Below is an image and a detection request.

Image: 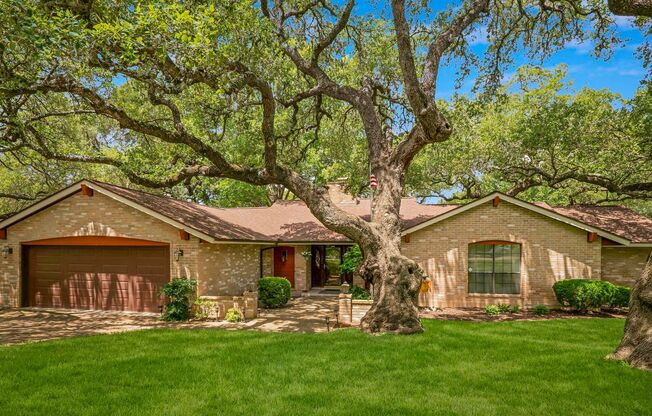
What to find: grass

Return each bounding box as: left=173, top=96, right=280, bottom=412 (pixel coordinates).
left=1, top=319, right=650, bottom=416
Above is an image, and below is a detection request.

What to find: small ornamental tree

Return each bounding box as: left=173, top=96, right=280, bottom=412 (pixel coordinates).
left=0, top=0, right=630, bottom=334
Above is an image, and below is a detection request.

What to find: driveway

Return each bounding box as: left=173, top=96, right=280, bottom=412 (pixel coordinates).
left=0, top=297, right=339, bottom=345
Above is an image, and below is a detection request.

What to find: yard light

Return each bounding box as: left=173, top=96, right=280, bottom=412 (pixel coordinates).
left=1, top=246, right=12, bottom=258
left=174, top=248, right=184, bottom=262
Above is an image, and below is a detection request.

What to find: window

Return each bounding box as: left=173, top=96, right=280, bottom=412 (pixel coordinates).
left=468, top=242, right=521, bottom=294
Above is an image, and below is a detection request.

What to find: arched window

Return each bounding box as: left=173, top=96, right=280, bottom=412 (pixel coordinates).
left=468, top=241, right=521, bottom=294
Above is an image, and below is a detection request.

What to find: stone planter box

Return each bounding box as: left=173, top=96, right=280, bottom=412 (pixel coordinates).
left=338, top=295, right=373, bottom=326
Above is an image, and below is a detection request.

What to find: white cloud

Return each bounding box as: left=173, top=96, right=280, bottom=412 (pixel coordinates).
left=613, top=16, right=636, bottom=30
left=618, top=68, right=645, bottom=77
left=593, top=65, right=645, bottom=77
left=565, top=39, right=593, bottom=55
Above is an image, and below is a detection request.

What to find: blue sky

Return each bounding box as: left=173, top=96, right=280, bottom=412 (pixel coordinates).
left=352, top=2, right=647, bottom=100
left=435, top=16, right=647, bottom=100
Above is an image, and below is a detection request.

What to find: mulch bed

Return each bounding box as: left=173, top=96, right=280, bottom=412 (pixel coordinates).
left=419, top=308, right=628, bottom=322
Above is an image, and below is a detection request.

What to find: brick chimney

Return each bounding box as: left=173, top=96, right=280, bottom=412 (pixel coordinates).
left=326, top=180, right=355, bottom=203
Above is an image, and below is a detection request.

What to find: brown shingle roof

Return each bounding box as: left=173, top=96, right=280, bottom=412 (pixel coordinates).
left=89, top=181, right=652, bottom=244
left=91, top=180, right=456, bottom=243
left=551, top=205, right=652, bottom=244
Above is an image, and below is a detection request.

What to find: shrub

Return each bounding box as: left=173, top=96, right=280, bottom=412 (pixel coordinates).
left=225, top=308, right=242, bottom=323
left=510, top=305, right=520, bottom=313
left=159, top=278, right=197, bottom=321
left=258, top=277, right=291, bottom=308
left=349, top=284, right=371, bottom=300
left=485, top=304, right=500, bottom=316
left=340, top=245, right=363, bottom=275
left=533, top=305, right=550, bottom=315
left=610, top=285, right=631, bottom=308
left=193, top=298, right=217, bottom=320
left=497, top=303, right=511, bottom=313
left=552, top=279, right=616, bottom=311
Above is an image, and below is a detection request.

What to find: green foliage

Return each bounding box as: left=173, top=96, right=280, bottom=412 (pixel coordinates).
left=552, top=279, right=617, bottom=311
left=258, top=277, right=291, bottom=308
left=225, top=308, right=242, bottom=323
left=497, top=303, right=512, bottom=313
left=340, top=246, right=363, bottom=275
left=1, top=0, right=640, bottom=225
left=484, top=304, right=500, bottom=316
left=487, top=303, right=519, bottom=315
left=159, top=278, right=197, bottom=321
left=408, top=66, right=652, bottom=212
left=193, top=298, right=217, bottom=320
left=533, top=305, right=550, bottom=315
left=349, top=285, right=371, bottom=300
left=610, top=286, right=632, bottom=308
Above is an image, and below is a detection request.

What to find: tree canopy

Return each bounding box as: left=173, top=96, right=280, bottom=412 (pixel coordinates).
left=408, top=65, right=652, bottom=212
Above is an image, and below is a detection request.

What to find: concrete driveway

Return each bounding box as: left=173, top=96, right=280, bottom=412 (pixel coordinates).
left=0, top=297, right=340, bottom=345
left=0, top=308, right=167, bottom=345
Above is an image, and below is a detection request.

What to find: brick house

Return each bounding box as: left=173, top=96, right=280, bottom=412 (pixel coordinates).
left=0, top=180, right=650, bottom=312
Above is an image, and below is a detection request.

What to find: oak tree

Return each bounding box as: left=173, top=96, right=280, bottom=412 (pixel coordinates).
left=0, top=0, right=625, bottom=333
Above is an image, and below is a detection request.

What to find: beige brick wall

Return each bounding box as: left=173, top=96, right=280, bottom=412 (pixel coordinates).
left=293, top=245, right=310, bottom=291
left=0, top=192, right=199, bottom=307
left=197, top=243, right=261, bottom=296
left=601, top=247, right=651, bottom=287
left=402, top=200, right=602, bottom=308
left=261, top=248, right=273, bottom=276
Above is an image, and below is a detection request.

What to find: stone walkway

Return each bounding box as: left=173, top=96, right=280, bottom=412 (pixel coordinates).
left=0, top=297, right=339, bottom=345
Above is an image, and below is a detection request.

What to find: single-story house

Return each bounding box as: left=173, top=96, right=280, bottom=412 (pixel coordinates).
left=0, top=179, right=651, bottom=312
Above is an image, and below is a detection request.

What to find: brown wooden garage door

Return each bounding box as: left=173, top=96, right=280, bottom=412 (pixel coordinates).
left=26, top=246, right=170, bottom=312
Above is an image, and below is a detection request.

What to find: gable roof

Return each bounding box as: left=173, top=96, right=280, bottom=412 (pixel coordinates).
left=401, top=192, right=652, bottom=247
left=1, top=181, right=651, bottom=246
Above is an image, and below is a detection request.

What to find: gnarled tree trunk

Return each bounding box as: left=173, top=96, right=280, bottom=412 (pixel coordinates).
left=356, top=168, right=426, bottom=334
left=610, top=254, right=652, bottom=371
left=359, top=245, right=425, bottom=334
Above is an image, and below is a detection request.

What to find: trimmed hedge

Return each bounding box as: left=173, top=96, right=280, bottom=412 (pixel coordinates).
left=611, top=285, right=632, bottom=308
left=552, top=279, right=617, bottom=311
left=259, top=277, right=291, bottom=308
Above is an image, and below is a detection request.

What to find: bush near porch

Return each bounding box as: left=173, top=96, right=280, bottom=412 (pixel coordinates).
left=258, top=276, right=291, bottom=308
left=1, top=319, right=649, bottom=415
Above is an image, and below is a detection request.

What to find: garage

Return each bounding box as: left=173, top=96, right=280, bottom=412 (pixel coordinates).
left=24, top=242, right=170, bottom=313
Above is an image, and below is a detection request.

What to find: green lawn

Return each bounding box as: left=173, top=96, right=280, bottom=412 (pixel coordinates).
left=1, top=319, right=650, bottom=416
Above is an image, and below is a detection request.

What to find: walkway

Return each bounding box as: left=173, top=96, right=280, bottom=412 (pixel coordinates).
left=0, top=297, right=339, bottom=345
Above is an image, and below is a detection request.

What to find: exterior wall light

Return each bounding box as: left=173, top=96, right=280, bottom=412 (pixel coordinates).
left=174, top=248, right=184, bottom=262
left=1, top=246, right=13, bottom=258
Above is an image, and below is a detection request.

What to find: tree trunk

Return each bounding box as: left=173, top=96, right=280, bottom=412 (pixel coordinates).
left=356, top=166, right=425, bottom=334
left=610, top=255, right=652, bottom=371
left=359, top=244, right=425, bottom=334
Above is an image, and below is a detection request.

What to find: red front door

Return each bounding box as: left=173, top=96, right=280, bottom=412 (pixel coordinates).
left=273, top=246, right=295, bottom=288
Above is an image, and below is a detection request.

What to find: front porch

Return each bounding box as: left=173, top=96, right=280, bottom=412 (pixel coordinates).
left=259, top=244, right=355, bottom=294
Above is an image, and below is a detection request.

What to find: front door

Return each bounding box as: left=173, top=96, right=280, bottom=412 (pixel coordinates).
left=273, top=246, right=295, bottom=288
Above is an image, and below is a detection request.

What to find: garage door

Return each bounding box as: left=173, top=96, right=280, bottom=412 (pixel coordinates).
left=26, top=246, right=170, bottom=312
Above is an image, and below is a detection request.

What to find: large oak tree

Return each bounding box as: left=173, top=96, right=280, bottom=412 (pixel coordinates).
left=0, top=0, right=634, bottom=334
